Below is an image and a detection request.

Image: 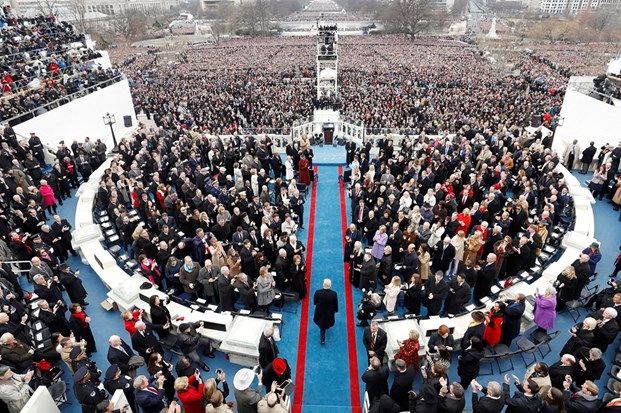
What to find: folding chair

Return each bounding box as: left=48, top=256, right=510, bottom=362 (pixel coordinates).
left=516, top=337, right=537, bottom=367
left=479, top=348, right=495, bottom=375
left=493, top=344, right=515, bottom=373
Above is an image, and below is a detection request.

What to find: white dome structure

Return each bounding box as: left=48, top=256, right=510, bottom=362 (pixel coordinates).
left=319, top=67, right=337, bottom=80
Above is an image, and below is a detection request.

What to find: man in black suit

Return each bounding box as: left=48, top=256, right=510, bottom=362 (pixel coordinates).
left=503, top=374, right=542, bottom=413
left=133, top=374, right=169, bottom=413
left=361, top=356, right=389, bottom=405
left=471, top=379, right=504, bottom=413
left=389, top=358, right=415, bottom=411
left=549, top=354, right=577, bottom=389
left=107, top=335, right=144, bottom=377
left=573, top=254, right=593, bottom=300
left=363, top=321, right=387, bottom=361
left=432, top=237, right=456, bottom=274
left=177, top=322, right=212, bottom=371
left=359, top=253, right=377, bottom=290
left=313, top=279, right=338, bottom=345
left=444, top=273, right=471, bottom=315
left=130, top=321, right=163, bottom=359
left=258, top=326, right=279, bottom=368
left=400, top=244, right=419, bottom=279
left=474, top=254, right=498, bottom=304
left=345, top=140, right=356, bottom=166
left=353, top=199, right=369, bottom=229
left=424, top=271, right=449, bottom=316
left=562, top=377, right=602, bottom=413
left=438, top=378, right=466, bottom=413
left=591, top=307, right=620, bottom=352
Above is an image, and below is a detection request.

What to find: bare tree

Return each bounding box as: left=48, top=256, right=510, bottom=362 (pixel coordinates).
left=67, top=0, right=87, bottom=34
left=36, top=0, right=62, bottom=15
left=111, top=8, right=149, bottom=39
left=380, top=0, right=435, bottom=37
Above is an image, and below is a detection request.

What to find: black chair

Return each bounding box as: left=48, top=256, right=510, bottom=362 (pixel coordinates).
left=530, top=330, right=558, bottom=358
left=479, top=348, right=495, bottom=375
left=493, top=344, right=515, bottom=373
left=516, top=337, right=537, bottom=367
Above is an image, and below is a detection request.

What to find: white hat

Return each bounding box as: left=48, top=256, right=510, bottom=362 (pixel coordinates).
left=233, top=368, right=255, bottom=391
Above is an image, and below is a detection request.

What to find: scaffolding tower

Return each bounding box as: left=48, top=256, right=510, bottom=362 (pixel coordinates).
left=316, top=24, right=338, bottom=100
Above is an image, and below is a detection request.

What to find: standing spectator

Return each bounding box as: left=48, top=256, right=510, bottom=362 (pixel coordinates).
left=534, top=286, right=558, bottom=333
left=581, top=242, right=602, bottom=276
left=470, top=379, right=504, bottom=413
left=555, top=266, right=578, bottom=311
left=424, top=271, right=448, bottom=316
left=313, top=278, right=338, bottom=345
left=175, top=372, right=205, bottom=413
left=438, top=378, right=465, bottom=413
left=361, top=356, right=389, bottom=405
left=382, top=276, right=401, bottom=315
left=390, top=353, right=418, bottom=410
left=562, top=378, right=602, bottom=413
left=134, top=374, right=167, bottom=413
left=258, top=326, right=279, bottom=368
left=363, top=321, right=388, bottom=362
left=148, top=295, right=171, bottom=339
left=394, top=329, right=421, bottom=369
left=559, top=317, right=596, bottom=357
left=502, top=374, right=542, bottom=413
left=500, top=294, right=526, bottom=346
left=579, top=142, right=597, bottom=174
left=372, top=226, right=388, bottom=261
left=256, top=266, right=276, bottom=313
left=483, top=301, right=505, bottom=347
left=444, top=273, right=471, bottom=315
left=591, top=307, right=620, bottom=352
left=38, top=179, right=57, bottom=214
left=233, top=368, right=262, bottom=413
left=458, top=336, right=484, bottom=388
left=69, top=303, right=97, bottom=355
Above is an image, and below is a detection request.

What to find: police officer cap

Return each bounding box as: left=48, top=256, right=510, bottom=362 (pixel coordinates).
left=73, top=366, right=89, bottom=382
left=69, top=346, right=83, bottom=360
left=105, top=364, right=120, bottom=380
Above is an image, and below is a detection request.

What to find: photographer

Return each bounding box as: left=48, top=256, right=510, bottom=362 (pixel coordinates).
left=177, top=322, right=213, bottom=372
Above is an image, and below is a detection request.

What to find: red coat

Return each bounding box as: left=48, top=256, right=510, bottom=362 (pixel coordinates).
left=178, top=375, right=205, bottom=413
left=482, top=310, right=503, bottom=347
left=394, top=338, right=420, bottom=369
left=298, top=159, right=310, bottom=185
left=123, top=309, right=141, bottom=335
left=456, top=213, right=471, bottom=235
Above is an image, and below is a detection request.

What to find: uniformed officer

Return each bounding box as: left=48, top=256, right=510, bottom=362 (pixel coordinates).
left=103, top=364, right=137, bottom=412
left=73, top=366, right=108, bottom=413
left=70, top=346, right=101, bottom=382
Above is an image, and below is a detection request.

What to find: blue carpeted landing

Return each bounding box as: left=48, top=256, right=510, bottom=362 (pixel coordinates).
left=51, top=164, right=621, bottom=413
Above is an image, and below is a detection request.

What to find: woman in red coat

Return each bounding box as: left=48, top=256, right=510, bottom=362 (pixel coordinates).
left=482, top=301, right=506, bottom=347
left=175, top=373, right=205, bottom=413
left=394, top=329, right=421, bottom=369
left=298, top=154, right=310, bottom=186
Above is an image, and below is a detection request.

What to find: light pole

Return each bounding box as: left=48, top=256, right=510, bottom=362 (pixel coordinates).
left=102, top=112, right=118, bottom=150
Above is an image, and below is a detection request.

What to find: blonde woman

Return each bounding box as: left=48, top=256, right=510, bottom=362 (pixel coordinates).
left=464, top=230, right=484, bottom=264
left=555, top=265, right=578, bottom=311
left=418, top=244, right=431, bottom=280
left=559, top=317, right=597, bottom=356
left=448, top=230, right=466, bottom=277
left=383, top=276, right=402, bottom=315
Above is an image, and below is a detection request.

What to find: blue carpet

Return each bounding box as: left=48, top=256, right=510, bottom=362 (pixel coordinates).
left=301, top=166, right=353, bottom=413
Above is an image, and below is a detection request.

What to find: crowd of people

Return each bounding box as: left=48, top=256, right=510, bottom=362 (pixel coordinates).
left=334, top=123, right=621, bottom=412
left=115, top=35, right=574, bottom=137
left=0, top=7, right=122, bottom=125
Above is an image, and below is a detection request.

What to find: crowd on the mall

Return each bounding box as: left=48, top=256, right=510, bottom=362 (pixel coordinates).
left=115, top=35, right=573, bottom=138
left=340, top=128, right=621, bottom=413
left=0, top=7, right=122, bottom=126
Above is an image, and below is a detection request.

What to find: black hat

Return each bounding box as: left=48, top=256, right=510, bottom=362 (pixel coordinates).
left=179, top=322, right=190, bottom=332
left=105, top=364, right=120, bottom=380
left=59, top=263, right=69, bottom=271
left=69, top=346, right=82, bottom=360
left=73, top=366, right=89, bottom=382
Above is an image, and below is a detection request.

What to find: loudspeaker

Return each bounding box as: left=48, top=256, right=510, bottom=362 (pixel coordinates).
left=123, top=115, right=132, bottom=127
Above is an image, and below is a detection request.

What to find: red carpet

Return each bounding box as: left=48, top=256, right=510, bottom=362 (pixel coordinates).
left=338, top=166, right=362, bottom=413
left=292, top=166, right=318, bottom=413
